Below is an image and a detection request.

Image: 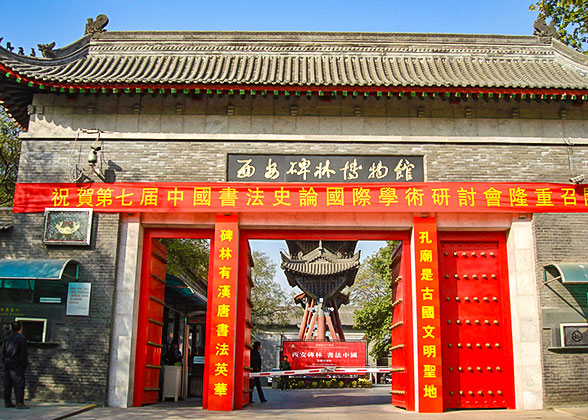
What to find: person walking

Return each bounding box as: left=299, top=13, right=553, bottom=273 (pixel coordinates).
left=2, top=321, right=28, bottom=409
left=279, top=355, right=291, bottom=391
left=250, top=341, right=267, bottom=403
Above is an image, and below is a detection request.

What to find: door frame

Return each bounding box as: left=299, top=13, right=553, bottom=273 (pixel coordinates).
left=134, top=228, right=214, bottom=406
left=238, top=228, right=413, bottom=409
left=136, top=226, right=415, bottom=408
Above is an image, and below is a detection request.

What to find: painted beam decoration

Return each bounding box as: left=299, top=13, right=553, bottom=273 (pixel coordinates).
left=13, top=182, right=588, bottom=214
left=413, top=217, right=443, bottom=412
left=227, top=155, right=424, bottom=182
left=207, top=216, right=239, bottom=410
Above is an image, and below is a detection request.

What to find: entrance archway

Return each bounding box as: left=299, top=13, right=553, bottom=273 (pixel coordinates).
left=237, top=229, right=413, bottom=410
left=131, top=216, right=519, bottom=413
left=133, top=228, right=213, bottom=407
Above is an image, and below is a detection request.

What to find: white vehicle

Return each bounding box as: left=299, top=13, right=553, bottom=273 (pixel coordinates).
left=266, top=368, right=280, bottom=386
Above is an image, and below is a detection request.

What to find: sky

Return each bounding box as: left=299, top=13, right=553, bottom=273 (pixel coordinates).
left=0, top=0, right=539, bottom=291
left=251, top=239, right=387, bottom=293
left=0, top=1, right=539, bottom=53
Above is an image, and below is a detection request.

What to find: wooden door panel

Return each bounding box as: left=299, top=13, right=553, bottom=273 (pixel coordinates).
left=439, top=238, right=515, bottom=409
left=147, top=324, right=162, bottom=344
left=147, top=300, right=163, bottom=319
left=238, top=242, right=253, bottom=407
left=134, top=239, right=167, bottom=406
left=389, top=240, right=413, bottom=410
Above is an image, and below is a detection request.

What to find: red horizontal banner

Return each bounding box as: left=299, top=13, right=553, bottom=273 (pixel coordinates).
left=283, top=341, right=367, bottom=370
left=13, top=182, right=588, bottom=214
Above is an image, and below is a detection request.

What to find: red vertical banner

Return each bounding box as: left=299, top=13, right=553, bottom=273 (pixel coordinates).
left=206, top=215, right=239, bottom=410
left=413, top=217, right=444, bottom=412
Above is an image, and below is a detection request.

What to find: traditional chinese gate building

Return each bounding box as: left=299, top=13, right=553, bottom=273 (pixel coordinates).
left=0, top=16, right=587, bottom=412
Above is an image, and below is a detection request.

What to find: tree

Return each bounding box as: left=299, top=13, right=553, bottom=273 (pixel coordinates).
left=352, top=241, right=398, bottom=360
left=160, top=238, right=210, bottom=295
left=250, top=250, right=299, bottom=330
left=158, top=243, right=300, bottom=330
left=0, top=107, right=22, bottom=206
left=530, top=1, right=588, bottom=52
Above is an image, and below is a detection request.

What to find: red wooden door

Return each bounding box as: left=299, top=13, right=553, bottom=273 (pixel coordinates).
left=234, top=239, right=254, bottom=408
left=389, top=239, right=414, bottom=410
left=439, top=234, right=515, bottom=409
left=134, top=239, right=167, bottom=406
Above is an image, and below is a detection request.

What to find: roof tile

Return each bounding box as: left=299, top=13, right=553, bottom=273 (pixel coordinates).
left=3, top=32, right=588, bottom=129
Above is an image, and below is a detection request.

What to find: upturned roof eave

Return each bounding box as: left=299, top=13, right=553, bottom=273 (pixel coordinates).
left=3, top=30, right=588, bottom=130
left=2, top=56, right=588, bottom=94
left=281, top=261, right=361, bottom=277
left=1, top=29, right=588, bottom=92
left=4, top=74, right=588, bottom=132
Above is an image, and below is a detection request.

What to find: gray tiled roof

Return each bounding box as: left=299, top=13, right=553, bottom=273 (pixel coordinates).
left=282, top=260, right=361, bottom=277
left=2, top=32, right=588, bottom=89
left=281, top=247, right=361, bottom=277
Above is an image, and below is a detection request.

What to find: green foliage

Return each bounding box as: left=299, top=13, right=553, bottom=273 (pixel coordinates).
left=158, top=244, right=300, bottom=330
left=352, top=241, right=399, bottom=359
left=354, top=294, right=393, bottom=360
left=0, top=108, right=22, bottom=206
left=530, top=1, right=588, bottom=52
left=351, top=241, right=397, bottom=304
left=160, top=238, right=209, bottom=294
left=251, top=250, right=301, bottom=330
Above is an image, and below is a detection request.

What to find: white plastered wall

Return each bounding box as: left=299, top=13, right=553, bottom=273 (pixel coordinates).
left=506, top=216, right=544, bottom=409
left=108, top=215, right=143, bottom=407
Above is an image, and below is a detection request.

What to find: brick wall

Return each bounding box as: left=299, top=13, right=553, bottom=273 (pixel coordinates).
left=0, top=212, right=119, bottom=403
left=541, top=329, right=588, bottom=406
left=535, top=213, right=588, bottom=406
left=16, top=140, right=588, bottom=185
left=6, top=92, right=588, bottom=405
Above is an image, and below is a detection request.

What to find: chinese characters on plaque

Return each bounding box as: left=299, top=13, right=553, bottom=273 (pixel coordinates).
left=414, top=217, right=443, bottom=412
left=227, top=155, right=424, bottom=183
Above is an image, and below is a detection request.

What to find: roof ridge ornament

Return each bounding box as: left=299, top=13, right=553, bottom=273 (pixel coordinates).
left=37, top=41, right=56, bottom=58
left=534, top=17, right=557, bottom=39
left=85, top=14, right=109, bottom=36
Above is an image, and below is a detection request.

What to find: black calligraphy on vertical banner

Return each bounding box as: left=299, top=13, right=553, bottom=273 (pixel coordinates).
left=227, top=155, right=424, bottom=183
